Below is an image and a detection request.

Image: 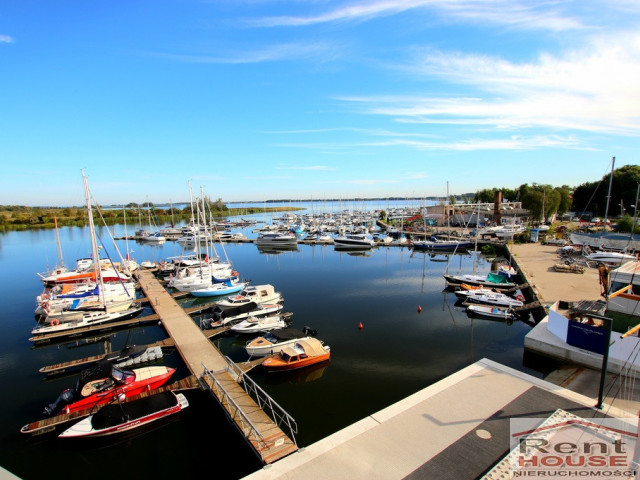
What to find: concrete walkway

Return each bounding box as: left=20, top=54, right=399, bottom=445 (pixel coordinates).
left=243, top=358, right=635, bottom=480
left=508, top=242, right=602, bottom=304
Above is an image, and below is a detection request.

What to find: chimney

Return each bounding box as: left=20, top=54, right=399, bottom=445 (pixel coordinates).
left=494, top=191, right=502, bottom=225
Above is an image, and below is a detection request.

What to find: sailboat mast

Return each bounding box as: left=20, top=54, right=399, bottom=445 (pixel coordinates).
left=603, top=156, right=615, bottom=231
left=82, top=170, right=105, bottom=303
left=54, top=217, right=64, bottom=268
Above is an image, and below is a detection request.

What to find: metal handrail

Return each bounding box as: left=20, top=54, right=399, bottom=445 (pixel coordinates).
left=200, top=365, right=266, bottom=448
left=225, top=357, right=298, bottom=446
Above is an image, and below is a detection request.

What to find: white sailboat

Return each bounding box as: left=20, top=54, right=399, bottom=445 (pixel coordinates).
left=32, top=171, right=142, bottom=334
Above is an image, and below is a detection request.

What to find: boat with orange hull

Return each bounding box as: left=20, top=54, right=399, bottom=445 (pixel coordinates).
left=43, top=363, right=176, bottom=416
left=262, top=338, right=330, bottom=372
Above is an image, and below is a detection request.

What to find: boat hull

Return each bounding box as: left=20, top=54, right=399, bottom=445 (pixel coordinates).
left=59, top=391, right=188, bottom=438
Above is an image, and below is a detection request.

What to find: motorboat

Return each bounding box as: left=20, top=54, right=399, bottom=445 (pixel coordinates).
left=215, top=284, right=283, bottom=309
left=443, top=272, right=518, bottom=291
left=411, top=237, right=471, bottom=252
left=586, top=250, right=636, bottom=265
left=454, top=288, right=524, bottom=308
left=58, top=391, right=188, bottom=438
left=42, top=363, right=176, bottom=416
left=30, top=305, right=145, bottom=340
left=189, top=279, right=248, bottom=298
left=333, top=233, right=375, bottom=249
left=230, top=314, right=289, bottom=334
left=245, top=326, right=319, bottom=357
left=207, top=302, right=285, bottom=328
left=372, top=233, right=393, bottom=245
left=255, top=231, right=298, bottom=248
left=262, top=337, right=330, bottom=372
left=465, top=304, right=518, bottom=321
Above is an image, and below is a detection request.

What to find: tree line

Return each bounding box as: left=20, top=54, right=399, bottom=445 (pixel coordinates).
left=469, top=165, right=640, bottom=229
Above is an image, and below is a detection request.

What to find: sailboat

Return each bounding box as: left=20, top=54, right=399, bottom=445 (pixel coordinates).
left=31, top=171, right=143, bottom=336
left=411, top=182, right=472, bottom=252
left=443, top=202, right=518, bottom=291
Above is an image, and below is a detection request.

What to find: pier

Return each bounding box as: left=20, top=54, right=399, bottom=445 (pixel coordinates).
left=135, top=269, right=298, bottom=464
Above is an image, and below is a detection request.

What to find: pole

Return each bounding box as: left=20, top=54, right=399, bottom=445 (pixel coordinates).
left=596, top=316, right=613, bottom=409
left=603, top=157, right=615, bottom=232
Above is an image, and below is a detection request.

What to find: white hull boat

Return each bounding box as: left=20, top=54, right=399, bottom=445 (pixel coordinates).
left=59, top=391, right=188, bottom=438
left=586, top=251, right=636, bottom=265
left=333, top=234, right=375, bottom=249
left=215, top=284, right=283, bottom=309
left=455, top=288, right=524, bottom=308
left=466, top=304, right=517, bottom=320
left=230, top=314, right=288, bottom=334
left=245, top=327, right=319, bottom=357
left=31, top=305, right=144, bottom=339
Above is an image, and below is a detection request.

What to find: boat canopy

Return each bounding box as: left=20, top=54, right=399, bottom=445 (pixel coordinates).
left=486, top=273, right=512, bottom=284
left=297, top=338, right=327, bottom=356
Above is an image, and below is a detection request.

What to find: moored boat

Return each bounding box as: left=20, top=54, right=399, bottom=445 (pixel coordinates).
left=42, top=363, right=176, bottom=416
left=245, top=326, right=319, bottom=357
left=262, top=337, right=330, bottom=371
left=333, top=233, right=375, bottom=249
left=30, top=305, right=144, bottom=339
left=465, top=304, right=518, bottom=321
left=58, top=391, right=188, bottom=438
left=230, top=314, right=289, bottom=334
left=215, top=284, right=283, bottom=309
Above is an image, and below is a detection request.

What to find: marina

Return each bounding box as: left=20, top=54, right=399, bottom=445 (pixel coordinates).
left=1, top=195, right=639, bottom=480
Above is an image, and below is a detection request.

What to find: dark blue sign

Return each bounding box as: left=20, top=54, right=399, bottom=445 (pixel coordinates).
left=566, top=321, right=607, bottom=355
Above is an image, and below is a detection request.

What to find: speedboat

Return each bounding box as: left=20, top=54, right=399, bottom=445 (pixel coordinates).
left=333, top=234, right=375, bottom=249
left=586, top=250, right=636, bottom=265
left=43, top=363, right=176, bottom=416
left=245, top=326, right=319, bottom=357
left=454, top=288, right=524, bottom=308
left=443, top=272, right=518, bottom=291
left=411, top=237, right=471, bottom=252
left=215, top=284, right=283, bottom=309
left=255, top=232, right=298, bottom=247
left=230, top=314, right=289, bottom=334
left=207, top=302, right=284, bottom=328
left=465, top=304, right=518, bottom=321
left=58, top=391, right=188, bottom=438
left=262, top=338, right=330, bottom=371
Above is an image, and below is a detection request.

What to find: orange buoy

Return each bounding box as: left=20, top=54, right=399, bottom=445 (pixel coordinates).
left=358, top=322, right=363, bottom=330
left=418, top=305, right=422, bottom=313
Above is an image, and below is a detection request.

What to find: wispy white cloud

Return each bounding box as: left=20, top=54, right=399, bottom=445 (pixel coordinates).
left=339, top=31, right=640, bottom=137
left=0, top=35, right=14, bottom=43
left=248, top=0, right=585, bottom=31
left=148, top=41, right=338, bottom=64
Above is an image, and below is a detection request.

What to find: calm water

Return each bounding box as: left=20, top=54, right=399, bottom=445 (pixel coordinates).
left=0, top=212, right=549, bottom=480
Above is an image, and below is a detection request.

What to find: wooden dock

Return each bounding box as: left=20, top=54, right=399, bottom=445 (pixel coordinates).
left=135, top=269, right=298, bottom=464
left=20, top=376, right=199, bottom=436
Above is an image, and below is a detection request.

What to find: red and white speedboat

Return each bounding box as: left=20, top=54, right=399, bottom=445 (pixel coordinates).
left=58, top=391, right=188, bottom=438
left=43, top=363, right=176, bottom=416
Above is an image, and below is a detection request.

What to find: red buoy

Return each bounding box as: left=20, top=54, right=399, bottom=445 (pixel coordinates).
left=358, top=322, right=363, bottom=330
left=418, top=305, right=422, bottom=313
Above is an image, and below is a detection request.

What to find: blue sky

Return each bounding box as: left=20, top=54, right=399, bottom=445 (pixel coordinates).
left=1, top=1, right=638, bottom=207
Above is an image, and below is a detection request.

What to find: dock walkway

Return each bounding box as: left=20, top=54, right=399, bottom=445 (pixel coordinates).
left=136, top=270, right=297, bottom=464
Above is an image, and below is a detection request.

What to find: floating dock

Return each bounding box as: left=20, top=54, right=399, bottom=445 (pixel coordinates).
left=135, top=269, right=298, bottom=464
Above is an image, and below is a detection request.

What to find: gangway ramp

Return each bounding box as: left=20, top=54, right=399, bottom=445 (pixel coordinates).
left=135, top=270, right=298, bottom=464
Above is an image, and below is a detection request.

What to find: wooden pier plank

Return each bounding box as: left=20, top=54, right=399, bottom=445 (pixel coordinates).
left=135, top=270, right=297, bottom=464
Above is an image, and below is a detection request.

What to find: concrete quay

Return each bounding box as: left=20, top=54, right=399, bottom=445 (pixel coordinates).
left=243, top=359, right=636, bottom=480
